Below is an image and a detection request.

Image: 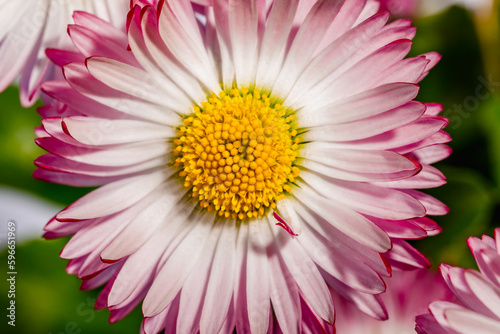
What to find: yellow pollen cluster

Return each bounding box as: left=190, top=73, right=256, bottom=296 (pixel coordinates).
left=173, top=87, right=300, bottom=220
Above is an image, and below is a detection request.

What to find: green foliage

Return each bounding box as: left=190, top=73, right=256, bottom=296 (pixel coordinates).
left=0, top=239, right=143, bottom=334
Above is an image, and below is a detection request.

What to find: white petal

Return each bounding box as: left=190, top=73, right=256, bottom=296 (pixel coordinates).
left=292, top=199, right=390, bottom=278
left=446, top=307, right=500, bottom=334
left=299, top=83, right=419, bottom=126
left=323, top=40, right=412, bottom=98
left=175, top=218, right=222, bottom=333
left=108, top=211, right=206, bottom=309
left=295, top=184, right=391, bottom=253
left=41, top=80, right=129, bottom=120
left=301, top=145, right=419, bottom=174
left=68, top=24, right=136, bottom=65
left=37, top=136, right=171, bottom=167
left=131, top=6, right=207, bottom=104
left=315, top=0, right=366, bottom=50
left=267, top=242, right=301, bottom=334
left=143, top=215, right=219, bottom=318
left=86, top=57, right=190, bottom=112
left=300, top=170, right=425, bottom=220
left=158, top=0, right=220, bottom=91
left=35, top=154, right=168, bottom=178
left=375, top=164, right=446, bottom=189
left=210, top=1, right=235, bottom=85
left=0, top=2, right=46, bottom=93
left=285, top=12, right=389, bottom=106
left=255, top=0, right=299, bottom=88
left=272, top=216, right=335, bottom=324
left=303, top=101, right=425, bottom=142
left=246, top=220, right=271, bottom=334
left=464, top=269, right=500, bottom=319
left=63, top=116, right=174, bottom=146
left=327, top=116, right=448, bottom=151
left=107, top=228, right=170, bottom=307
left=298, top=222, right=386, bottom=293
left=200, top=221, right=236, bottom=333
left=272, top=0, right=345, bottom=98
left=63, top=62, right=182, bottom=125
left=228, top=0, right=259, bottom=85
left=56, top=169, right=171, bottom=221
left=234, top=223, right=251, bottom=333
left=61, top=216, right=123, bottom=259
left=100, top=181, right=190, bottom=261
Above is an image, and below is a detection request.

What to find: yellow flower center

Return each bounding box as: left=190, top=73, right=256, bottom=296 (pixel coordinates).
left=173, top=87, right=300, bottom=220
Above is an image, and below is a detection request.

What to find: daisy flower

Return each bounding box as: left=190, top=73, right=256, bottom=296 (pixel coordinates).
left=334, top=269, right=453, bottom=334
left=416, top=229, right=500, bottom=334
left=0, top=0, right=130, bottom=106
left=36, top=0, right=449, bottom=332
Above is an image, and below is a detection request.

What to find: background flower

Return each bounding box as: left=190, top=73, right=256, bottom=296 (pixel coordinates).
left=0, top=0, right=130, bottom=107
left=334, top=269, right=454, bottom=334
left=416, top=229, right=500, bottom=333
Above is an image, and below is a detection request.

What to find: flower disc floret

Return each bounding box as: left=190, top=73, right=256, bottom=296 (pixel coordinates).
left=173, top=87, right=301, bottom=220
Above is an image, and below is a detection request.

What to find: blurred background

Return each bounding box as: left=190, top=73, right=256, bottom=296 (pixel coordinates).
left=1, top=1, right=499, bottom=333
